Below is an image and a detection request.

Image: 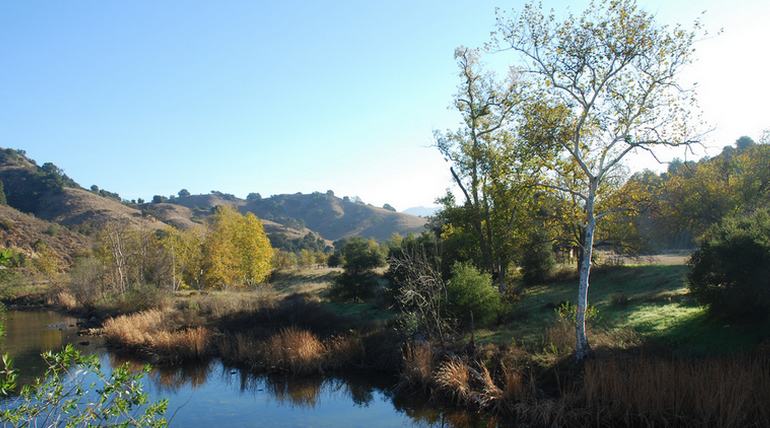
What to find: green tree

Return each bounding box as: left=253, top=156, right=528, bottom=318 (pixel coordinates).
left=331, top=237, right=386, bottom=300
left=446, top=262, right=501, bottom=327
left=688, top=209, right=770, bottom=320
left=0, top=181, right=6, bottom=205
left=498, top=0, right=706, bottom=359
left=178, top=188, right=191, bottom=198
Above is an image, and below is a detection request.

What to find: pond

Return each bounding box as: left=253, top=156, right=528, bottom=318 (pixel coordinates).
left=0, top=309, right=501, bottom=427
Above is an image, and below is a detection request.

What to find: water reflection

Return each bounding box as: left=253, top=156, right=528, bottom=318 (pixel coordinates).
left=2, top=310, right=502, bottom=427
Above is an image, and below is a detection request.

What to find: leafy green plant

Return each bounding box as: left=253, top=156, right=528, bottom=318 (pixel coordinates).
left=555, top=301, right=599, bottom=324
left=446, top=262, right=501, bottom=327
left=0, top=345, right=167, bottom=427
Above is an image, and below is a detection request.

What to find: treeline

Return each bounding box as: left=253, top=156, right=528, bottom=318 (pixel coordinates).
left=58, top=205, right=273, bottom=310
left=623, top=138, right=770, bottom=250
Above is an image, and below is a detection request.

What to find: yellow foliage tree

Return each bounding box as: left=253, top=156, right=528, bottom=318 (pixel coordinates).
left=161, top=226, right=204, bottom=290
left=204, top=206, right=273, bottom=288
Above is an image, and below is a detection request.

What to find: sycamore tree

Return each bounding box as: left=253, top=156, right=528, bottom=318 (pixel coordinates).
left=495, top=0, right=707, bottom=359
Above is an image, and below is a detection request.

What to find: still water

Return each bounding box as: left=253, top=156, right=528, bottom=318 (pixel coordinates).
left=0, top=309, right=500, bottom=427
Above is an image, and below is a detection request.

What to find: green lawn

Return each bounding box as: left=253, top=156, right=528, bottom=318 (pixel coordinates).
left=475, top=264, right=769, bottom=355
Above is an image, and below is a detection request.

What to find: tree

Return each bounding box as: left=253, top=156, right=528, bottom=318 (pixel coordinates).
left=435, top=47, right=522, bottom=285
left=246, top=192, right=262, bottom=201
left=0, top=181, right=6, bottom=205
left=688, top=209, right=770, bottom=320
left=735, top=136, right=755, bottom=151
left=161, top=227, right=204, bottom=291
left=204, top=206, right=273, bottom=288
left=178, top=188, right=191, bottom=198
left=497, top=0, right=705, bottom=359
left=446, top=262, right=501, bottom=327
left=331, top=237, right=386, bottom=300
left=382, top=203, right=397, bottom=212
left=137, top=197, right=145, bottom=204
left=90, top=184, right=99, bottom=192
left=152, top=195, right=167, bottom=204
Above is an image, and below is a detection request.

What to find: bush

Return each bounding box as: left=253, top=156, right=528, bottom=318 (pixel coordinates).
left=329, top=238, right=386, bottom=301
left=521, top=232, right=555, bottom=286
left=555, top=301, right=600, bottom=324
left=446, top=262, right=501, bottom=327
left=688, top=209, right=770, bottom=320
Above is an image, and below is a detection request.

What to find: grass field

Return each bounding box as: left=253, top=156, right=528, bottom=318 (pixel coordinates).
left=473, top=262, right=770, bottom=355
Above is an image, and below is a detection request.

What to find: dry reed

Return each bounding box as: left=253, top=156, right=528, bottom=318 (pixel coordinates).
left=400, top=342, right=434, bottom=389
left=583, top=354, right=770, bottom=427
left=262, top=327, right=326, bottom=374
left=101, top=310, right=211, bottom=360
left=434, top=357, right=472, bottom=404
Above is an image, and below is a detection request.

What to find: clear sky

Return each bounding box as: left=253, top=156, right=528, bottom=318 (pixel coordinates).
left=1, top=1, right=768, bottom=210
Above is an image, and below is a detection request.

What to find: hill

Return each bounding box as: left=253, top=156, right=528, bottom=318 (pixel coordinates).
left=0, top=204, right=89, bottom=264
left=0, top=148, right=165, bottom=233
left=0, top=148, right=426, bottom=250
left=166, top=191, right=426, bottom=241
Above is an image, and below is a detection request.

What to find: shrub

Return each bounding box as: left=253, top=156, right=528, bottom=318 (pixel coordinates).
left=520, top=232, right=555, bottom=286
left=446, top=262, right=501, bottom=327
left=554, top=301, right=600, bottom=324
left=688, top=209, right=770, bottom=320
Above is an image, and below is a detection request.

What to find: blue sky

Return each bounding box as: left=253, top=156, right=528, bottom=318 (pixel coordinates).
left=1, top=1, right=768, bottom=210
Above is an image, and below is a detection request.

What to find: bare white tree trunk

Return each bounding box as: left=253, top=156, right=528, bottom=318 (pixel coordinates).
left=575, top=181, right=597, bottom=360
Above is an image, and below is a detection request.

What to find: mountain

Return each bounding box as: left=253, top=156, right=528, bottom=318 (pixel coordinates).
left=0, top=148, right=165, bottom=234
left=402, top=206, right=440, bottom=217
left=0, top=148, right=427, bottom=251
left=166, top=191, right=426, bottom=241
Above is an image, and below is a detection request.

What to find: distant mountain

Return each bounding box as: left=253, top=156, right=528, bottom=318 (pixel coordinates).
left=0, top=148, right=427, bottom=251
left=167, top=191, right=426, bottom=241
left=402, top=206, right=440, bottom=218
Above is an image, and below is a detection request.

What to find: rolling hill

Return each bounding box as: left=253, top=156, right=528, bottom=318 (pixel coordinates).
left=0, top=148, right=427, bottom=256
left=166, top=191, right=427, bottom=241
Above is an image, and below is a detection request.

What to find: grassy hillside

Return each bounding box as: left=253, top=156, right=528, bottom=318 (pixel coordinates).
left=243, top=192, right=426, bottom=241
left=0, top=204, right=90, bottom=264
left=0, top=148, right=164, bottom=233
left=164, top=191, right=426, bottom=241
left=475, top=263, right=770, bottom=355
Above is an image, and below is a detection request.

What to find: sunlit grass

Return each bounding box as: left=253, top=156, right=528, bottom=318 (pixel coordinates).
left=476, top=263, right=769, bottom=354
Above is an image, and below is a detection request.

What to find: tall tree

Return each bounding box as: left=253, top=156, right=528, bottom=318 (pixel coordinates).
left=435, top=46, right=524, bottom=286
left=497, top=0, right=706, bottom=359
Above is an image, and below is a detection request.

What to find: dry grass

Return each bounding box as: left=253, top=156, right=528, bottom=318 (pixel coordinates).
left=101, top=310, right=211, bottom=360
left=434, top=357, right=472, bottom=404
left=583, top=354, right=770, bottom=427
left=324, top=334, right=364, bottom=369
left=54, top=290, right=78, bottom=311
left=400, top=342, right=434, bottom=389
left=544, top=319, right=641, bottom=358
left=262, top=327, right=326, bottom=374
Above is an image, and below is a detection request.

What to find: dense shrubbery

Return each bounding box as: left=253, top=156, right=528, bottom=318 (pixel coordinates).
left=446, top=262, right=500, bottom=327
left=688, top=209, right=770, bottom=320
